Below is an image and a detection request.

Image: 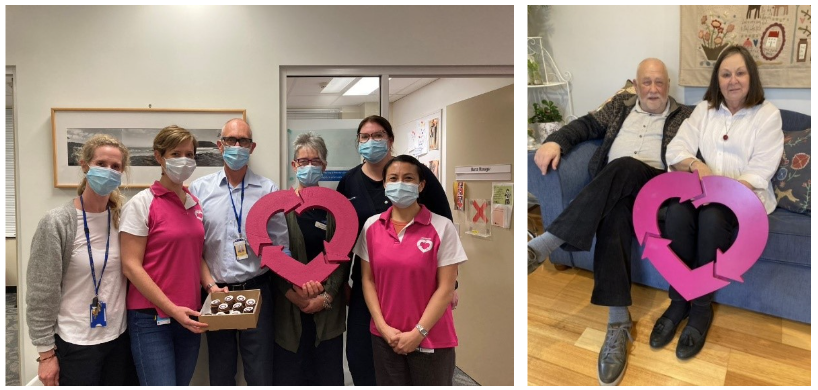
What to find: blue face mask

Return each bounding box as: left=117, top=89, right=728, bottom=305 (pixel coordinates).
left=222, top=145, right=251, bottom=170
left=358, top=139, right=389, bottom=163
left=296, top=165, right=324, bottom=187
left=385, top=182, right=419, bottom=209
left=86, top=166, right=122, bottom=196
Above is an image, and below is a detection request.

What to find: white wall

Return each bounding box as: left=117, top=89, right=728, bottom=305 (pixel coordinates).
left=7, top=5, right=512, bottom=383
left=537, top=5, right=811, bottom=116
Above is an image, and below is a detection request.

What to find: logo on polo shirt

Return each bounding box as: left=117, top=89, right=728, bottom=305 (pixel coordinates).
left=417, top=238, right=433, bottom=253
left=195, top=209, right=204, bottom=221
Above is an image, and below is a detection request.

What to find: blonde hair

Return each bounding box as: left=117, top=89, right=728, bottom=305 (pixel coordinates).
left=75, top=134, right=130, bottom=229
left=153, top=125, right=197, bottom=156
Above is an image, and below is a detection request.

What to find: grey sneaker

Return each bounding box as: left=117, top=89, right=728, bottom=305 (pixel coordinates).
left=597, top=319, right=634, bottom=386
left=528, top=246, right=542, bottom=274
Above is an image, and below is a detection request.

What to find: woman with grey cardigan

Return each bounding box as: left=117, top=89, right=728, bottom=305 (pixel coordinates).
left=26, top=135, right=137, bottom=386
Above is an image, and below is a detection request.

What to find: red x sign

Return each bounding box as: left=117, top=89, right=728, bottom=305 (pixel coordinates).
left=472, top=200, right=487, bottom=223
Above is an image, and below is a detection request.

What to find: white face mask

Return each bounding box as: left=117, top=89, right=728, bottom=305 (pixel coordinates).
left=164, top=157, right=196, bottom=184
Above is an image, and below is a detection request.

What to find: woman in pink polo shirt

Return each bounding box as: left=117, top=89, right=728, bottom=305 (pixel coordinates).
left=120, top=125, right=217, bottom=386
left=353, top=155, right=468, bottom=386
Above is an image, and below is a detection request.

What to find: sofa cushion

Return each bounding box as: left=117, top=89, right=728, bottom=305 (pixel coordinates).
left=595, top=80, right=635, bottom=112
left=774, top=128, right=810, bottom=215
left=762, top=208, right=811, bottom=267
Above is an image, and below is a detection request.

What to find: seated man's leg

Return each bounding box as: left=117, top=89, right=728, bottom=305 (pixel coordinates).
left=592, top=197, right=635, bottom=386
left=528, top=157, right=663, bottom=273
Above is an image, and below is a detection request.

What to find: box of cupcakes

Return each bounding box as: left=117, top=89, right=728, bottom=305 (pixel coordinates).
left=199, top=289, right=262, bottom=331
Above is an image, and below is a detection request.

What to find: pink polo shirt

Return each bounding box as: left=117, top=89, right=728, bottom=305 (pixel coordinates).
left=353, top=205, right=467, bottom=349
left=120, top=181, right=205, bottom=318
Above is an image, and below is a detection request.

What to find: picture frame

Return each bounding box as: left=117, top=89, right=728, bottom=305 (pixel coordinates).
left=52, top=108, right=246, bottom=188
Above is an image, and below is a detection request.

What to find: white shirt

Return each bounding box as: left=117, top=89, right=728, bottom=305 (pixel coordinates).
left=56, top=209, right=127, bottom=346
left=189, top=168, right=290, bottom=284
left=666, top=100, right=783, bottom=214
left=608, top=99, right=670, bottom=170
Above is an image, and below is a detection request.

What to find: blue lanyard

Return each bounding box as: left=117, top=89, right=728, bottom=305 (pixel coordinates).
left=229, top=177, right=245, bottom=235
left=79, top=196, right=110, bottom=299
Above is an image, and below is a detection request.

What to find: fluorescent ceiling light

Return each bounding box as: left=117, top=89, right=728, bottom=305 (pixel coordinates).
left=321, top=77, right=354, bottom=94
left=343, top=77, right=379, bottom=96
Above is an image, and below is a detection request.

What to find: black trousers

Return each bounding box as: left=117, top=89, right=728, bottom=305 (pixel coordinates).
left=54, top=331, right=139, bottom=386
left=547, top=157, right=664, bottom=306
left=273, top=312, right=344, bottom=386
left=346, top=284, right=377, bottom=385
left=205, top=276, right=276, bottom=385
left=664, top=201, right=738, bottom=304
left=371, top=334, right=455, bottom=386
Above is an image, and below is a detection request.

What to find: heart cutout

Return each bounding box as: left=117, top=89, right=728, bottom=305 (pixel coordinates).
left=245, top=187, right=358, bottom=287
left=417, top=238, right=433, bottom=253
left=633, top=171, right=769, bottom=301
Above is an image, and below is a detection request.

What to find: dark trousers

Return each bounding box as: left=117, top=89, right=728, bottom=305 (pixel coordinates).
left=547, top=157, right=664, bottom=306
left=54, top=332, right=138, bottom=386
left=371, top=334, right=455, bottom=386
left=273, top=312, right=344, bottom=385
left=346, top=284, right=377, bottom=385
left=206, top=276, right=276, bottom=385
left=664, top=202, right=738, bottom=304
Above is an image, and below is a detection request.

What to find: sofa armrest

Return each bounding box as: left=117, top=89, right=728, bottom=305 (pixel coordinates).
left=527, top=139, right=602, bottom=227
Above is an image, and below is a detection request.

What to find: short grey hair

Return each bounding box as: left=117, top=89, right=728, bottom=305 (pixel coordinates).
left=293, top=132, right=328, bottom=164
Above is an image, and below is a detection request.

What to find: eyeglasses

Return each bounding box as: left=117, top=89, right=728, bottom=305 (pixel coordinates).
left=221, top=137, right=253, bottom=148
left=357, top=131, right=388, bottom=143
left=294, top=158, right=324, bottom=167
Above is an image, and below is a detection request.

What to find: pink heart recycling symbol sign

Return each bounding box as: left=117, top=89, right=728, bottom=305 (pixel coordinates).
left=632, top=171, right=769, bottom=301
left=245, top=186, right=358, bottom=287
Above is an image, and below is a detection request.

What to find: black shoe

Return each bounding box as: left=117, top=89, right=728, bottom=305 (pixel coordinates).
left=676, top=306, right=713, bottom=359
left=597, top=318, right=633, bottom=386
left=649, top=313, right=687, bottom=349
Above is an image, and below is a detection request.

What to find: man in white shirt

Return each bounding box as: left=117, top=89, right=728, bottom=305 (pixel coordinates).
left=529, top=59, right=694, bottom=386
left=190, top=118, right=289, bottom=385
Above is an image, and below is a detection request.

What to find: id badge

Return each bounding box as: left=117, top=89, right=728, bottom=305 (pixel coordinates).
left=315, top=221, right=327, bottom=231
left=89, top=302, right=107, bottom=328
left=156, top=315, right=171, bottom=326
left=416, top=347, right=434, bottom=354
left=234, top=238, right=249, bottom=261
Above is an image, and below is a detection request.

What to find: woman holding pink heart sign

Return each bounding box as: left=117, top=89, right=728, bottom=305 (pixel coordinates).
left=353, top=155, right=467, bottom=386
left=660, top=45, right=783, bottom=359
left=271, top=132, right=346, bottom=385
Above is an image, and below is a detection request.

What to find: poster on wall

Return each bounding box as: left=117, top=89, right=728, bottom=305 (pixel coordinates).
left=428, top=160, right=440, bottom=179
left=491, top=182, right=513, bottom=229
left=417, top=119, right=429, bottom=156
left=51, top=108, right=245, bottom=188
left=680, top=5, right=811, bottom=88
left=453, top=181, right=466, bottom=211
left=428, top=116, right=440, bottom=151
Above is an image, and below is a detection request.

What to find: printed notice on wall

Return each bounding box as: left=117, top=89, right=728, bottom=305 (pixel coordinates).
left=491, top=183, right=513, bottom=229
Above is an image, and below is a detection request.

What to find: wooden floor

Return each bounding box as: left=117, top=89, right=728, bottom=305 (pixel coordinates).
left=528, top=260, right=812, bottom=386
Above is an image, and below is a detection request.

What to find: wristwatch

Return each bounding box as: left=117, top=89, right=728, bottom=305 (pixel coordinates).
left=205, top=282, right=216, bottom=291
left=415, top=323, right=429, bottom=338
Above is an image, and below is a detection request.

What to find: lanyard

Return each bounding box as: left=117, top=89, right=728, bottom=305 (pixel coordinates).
left=229, top=177, right=245, bottom=235
left=79, top=196, right=110, bottom=299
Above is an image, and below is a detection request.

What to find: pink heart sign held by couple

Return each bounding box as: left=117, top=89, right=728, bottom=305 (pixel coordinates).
left=245, top=186, right=358, bottom=287
left=633, top=171, right=769, bottom=301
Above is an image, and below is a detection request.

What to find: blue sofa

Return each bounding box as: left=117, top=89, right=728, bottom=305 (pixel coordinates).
left=528, top=108, right=811, bottom=323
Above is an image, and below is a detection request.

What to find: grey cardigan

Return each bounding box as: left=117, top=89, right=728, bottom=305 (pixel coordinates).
left=26, top=201, right=78, bottom=350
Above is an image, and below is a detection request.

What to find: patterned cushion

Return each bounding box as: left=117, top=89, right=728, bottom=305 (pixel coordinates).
left=774, top=128, right=810, bottom=215
left=595, top=80, right=636, bottom=112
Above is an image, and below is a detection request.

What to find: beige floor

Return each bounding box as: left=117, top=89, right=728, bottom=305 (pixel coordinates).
left=528, top=260, right=811, bottom=386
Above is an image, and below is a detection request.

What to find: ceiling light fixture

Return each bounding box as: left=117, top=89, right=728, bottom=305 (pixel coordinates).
left=321, top=77, right=355, bottom=94
left=343, top=77, right=379, bottom=96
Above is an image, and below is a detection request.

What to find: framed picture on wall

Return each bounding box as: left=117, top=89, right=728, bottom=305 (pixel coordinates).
left=51, top=108, right=246, bottom=188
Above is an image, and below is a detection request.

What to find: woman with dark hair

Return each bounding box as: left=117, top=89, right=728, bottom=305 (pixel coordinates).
left=337, top=115, right=453, bottom=385
left=354, top=155, right=467, bottom=385
left=654, top=45, right=783, bottom=359
left=26, top=134, right=138, bottom=386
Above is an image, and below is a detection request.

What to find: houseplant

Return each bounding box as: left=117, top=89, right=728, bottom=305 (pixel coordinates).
left=528, top=99, right=563, bottom=142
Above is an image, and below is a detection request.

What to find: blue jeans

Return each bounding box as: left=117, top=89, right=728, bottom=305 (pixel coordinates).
left=128, top=309, right=201, bottom=386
